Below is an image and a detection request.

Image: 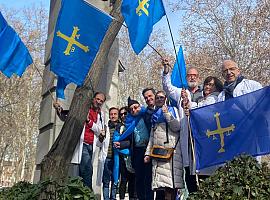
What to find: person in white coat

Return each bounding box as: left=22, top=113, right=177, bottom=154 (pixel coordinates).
left=161, top=58, right=198, bottom=193
left=54, top=92, right=106, bottom=190
left=183, top=60, right=263, bottom=177
left=217, top=60, right=262, bottom=101
left=218, top=60, right=263, bottom=163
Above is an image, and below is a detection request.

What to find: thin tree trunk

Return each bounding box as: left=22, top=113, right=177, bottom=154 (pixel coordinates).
left=20, top=103, right=29, bottom=181
left=0, top=144, right=9, bottom=178
left=39, top=0, right=123, bottom=184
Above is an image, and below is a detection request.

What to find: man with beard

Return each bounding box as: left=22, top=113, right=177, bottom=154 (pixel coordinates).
left=186, top=67, right=203, bottom=103
left=53, top=92, right=106, bottom=190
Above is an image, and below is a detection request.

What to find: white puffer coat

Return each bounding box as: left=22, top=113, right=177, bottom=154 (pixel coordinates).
left=145, top=107, right=184, bottom=190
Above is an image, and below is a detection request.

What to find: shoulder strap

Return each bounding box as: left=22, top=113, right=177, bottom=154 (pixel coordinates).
left=174, top=136, right=180, bottom=149
left=164, top=122, right=169, bottom=144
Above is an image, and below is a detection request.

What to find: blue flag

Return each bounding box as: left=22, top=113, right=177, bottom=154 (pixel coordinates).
left=171, top=46, right=188, bottom=88
left=122, top=0, right=165, bottom=54
left=50, top=0, right=112, bottom=99
left=0, top=12, right=33, bottom=78
left=190, top=86, right=270, bottom=170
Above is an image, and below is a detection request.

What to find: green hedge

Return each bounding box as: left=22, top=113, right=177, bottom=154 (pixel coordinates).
left=188, top=155, right=270, bottom=200
left=0, top=177, right=96, bottom=200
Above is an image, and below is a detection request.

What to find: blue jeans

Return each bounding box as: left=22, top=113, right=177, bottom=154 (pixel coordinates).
left=79, top=143, right=93, bottom=189
left=133, top=147, right=154, bottom=200
left=102, top=158, right=117, bottom=200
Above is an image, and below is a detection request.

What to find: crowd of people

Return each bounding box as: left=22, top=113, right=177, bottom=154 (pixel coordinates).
left=53, top=58, right=263, bottom=200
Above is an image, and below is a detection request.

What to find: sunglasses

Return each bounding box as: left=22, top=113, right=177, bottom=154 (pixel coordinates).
left=156, top=96, right=166, bottom=100
left=120, top=112, right=127, bottom=116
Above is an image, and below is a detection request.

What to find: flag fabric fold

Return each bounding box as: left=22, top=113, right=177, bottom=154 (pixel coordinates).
left=171, top=46, right=188, bottom=88
left=0, top=12, right=33, bottom=78
left=122, top=0, right=165, bottom=54
left=190, top=86, right=270, bottom=170
left=50, top=0, right=112, bottom=98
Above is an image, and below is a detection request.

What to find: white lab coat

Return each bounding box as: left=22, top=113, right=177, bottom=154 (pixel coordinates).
left=217, top=79, right=262, bottom=101
left=71, top=111, right=107, bottom=186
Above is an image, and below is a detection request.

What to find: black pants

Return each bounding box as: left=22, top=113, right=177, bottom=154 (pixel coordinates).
left=119, top=155, right=137, bottom=199
left=133, top=147, right=154, bottom=200
left=156, top=188, right=177, bottom=200
left=185, top=167, right=209, bottom=193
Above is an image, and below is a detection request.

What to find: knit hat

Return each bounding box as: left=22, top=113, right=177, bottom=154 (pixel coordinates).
left=128, top=96, right=139, bottom=108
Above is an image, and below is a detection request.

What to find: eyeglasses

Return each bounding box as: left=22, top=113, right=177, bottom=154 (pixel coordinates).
left=187, top=74, right=198, bottom=78
left=120, top=112, right=127, bottom=116
left=156, top=96, right=166, bottom=100
left=222, top=67, right=238, bottom=74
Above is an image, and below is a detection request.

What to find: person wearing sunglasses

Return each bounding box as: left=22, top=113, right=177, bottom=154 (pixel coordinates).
left=115, top=106, right=137, bottom=200
left=119, top=107, right=128, bottom=124
left=117, top=97, right=153, bottom=200
left=144, top=91, right=183, bottom=200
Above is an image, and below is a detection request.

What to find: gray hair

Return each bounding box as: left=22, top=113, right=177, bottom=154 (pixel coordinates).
left=186, top=66, right=199, bottom=75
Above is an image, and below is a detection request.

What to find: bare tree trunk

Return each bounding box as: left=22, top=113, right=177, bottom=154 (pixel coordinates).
left=39, top=0, right=123, bottom=184
left=0, top=144, right=9, bottom=178
left=20, top=104, right=29, bottom=181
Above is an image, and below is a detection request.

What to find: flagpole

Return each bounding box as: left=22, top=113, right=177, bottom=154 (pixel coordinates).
left=147, top=42, right=163, bottom=58
left=163, top=6, right=186, bottom=89
left=187, top=115, right=200, bottom=188
left=113, top=18, right=164, bottom=58
left=33, top=62, right=56, bottom=102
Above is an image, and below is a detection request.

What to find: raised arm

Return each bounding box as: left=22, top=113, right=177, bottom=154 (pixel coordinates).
left=162, top=65, right=182, bottom=104
left=53, top=102, right=69, bottom=121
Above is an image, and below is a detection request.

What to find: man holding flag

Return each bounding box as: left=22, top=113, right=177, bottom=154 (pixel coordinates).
left=170, top=46, right=203, bottom=103
left=186, top=60, right=268, bottom=183
left=161, top=57, right=199, bottom=193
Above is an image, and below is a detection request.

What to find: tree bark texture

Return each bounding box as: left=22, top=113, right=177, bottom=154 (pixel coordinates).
left=39, top=0, right=123, bottom=182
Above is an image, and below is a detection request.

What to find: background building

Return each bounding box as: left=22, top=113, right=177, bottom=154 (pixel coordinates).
left=34, top=0, right=123, bottom=197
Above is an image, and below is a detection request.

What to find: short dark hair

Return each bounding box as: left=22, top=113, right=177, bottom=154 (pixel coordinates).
left=93, top=91, right=106, bottom=101
left=109, top=107, right=119, bottom=114
left=142, top=88, right=155, bottom=97
left=203, top=76, right=223, bottom=92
